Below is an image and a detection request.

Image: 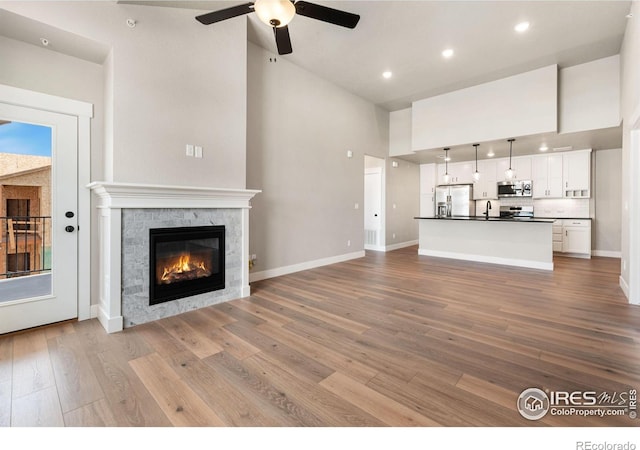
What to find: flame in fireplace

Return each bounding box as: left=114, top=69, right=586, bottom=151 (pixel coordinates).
left=159, top=253, right=211, bottom=284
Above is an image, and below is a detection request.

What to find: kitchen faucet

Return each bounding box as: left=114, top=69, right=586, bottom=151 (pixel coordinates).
left=484, top=200, right=492, bottom=219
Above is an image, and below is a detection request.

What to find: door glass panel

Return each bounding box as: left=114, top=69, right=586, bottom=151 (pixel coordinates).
left=0, top=121, right=52, bottom=302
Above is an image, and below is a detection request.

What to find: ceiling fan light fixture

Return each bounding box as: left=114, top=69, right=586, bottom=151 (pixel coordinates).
left=254, top=0, right=296, bottom=27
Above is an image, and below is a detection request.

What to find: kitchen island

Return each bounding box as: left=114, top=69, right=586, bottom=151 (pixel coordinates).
left=415, top=216, right=555, bottom=270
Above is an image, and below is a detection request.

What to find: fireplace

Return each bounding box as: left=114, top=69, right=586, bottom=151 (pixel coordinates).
left=149, top=225, right=225, bottom=305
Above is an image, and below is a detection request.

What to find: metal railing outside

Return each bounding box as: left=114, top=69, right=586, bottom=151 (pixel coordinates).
left=0, top=216, right=51, bottom=279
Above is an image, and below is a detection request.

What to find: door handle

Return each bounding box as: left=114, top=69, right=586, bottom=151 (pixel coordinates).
left=65, top=211, right=75, bottom=218
left=65, top=226, right=75, bottom=233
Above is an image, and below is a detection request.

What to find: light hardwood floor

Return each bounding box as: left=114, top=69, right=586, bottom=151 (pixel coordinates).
left=1, top=247, right=639, bottom=426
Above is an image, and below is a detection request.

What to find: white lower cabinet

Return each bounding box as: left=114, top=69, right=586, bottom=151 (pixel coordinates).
left=553, top=219, right=591, bottom=257
left=552, top=220, right=563, bottom=252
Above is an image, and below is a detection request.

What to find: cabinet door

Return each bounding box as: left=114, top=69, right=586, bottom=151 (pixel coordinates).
left=563, top=227, right=591, bottom=254
left=480, top=160, right=497, bottom=199
left=456, top=161, right=474, bottom=184
left=420, top=163, right=437, bottom=194
left=547, top=154, right=564, bottom=198
left=420, top=193, right=435, bottom=217
left=513, top=156, right=532, bottom=180
left=531, top=155, right=549, bottom=198
left=563, top=151, right=590, bottom=191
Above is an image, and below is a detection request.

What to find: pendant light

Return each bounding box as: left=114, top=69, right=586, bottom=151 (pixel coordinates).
left=472, top=144, right=481, bottom=182
left=443, top=148, right=450, bottom=184
left=505, top=138, right=516, bottom=180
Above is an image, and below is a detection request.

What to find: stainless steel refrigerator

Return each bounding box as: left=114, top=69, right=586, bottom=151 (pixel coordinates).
left=435, top=184, right=476, bottom=217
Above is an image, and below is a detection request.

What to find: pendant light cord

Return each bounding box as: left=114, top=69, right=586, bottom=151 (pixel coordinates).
left=508, top=139, right=514, bottom=169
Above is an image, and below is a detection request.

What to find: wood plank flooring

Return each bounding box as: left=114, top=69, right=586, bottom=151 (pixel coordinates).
left=1, top=247, right=639, bottom=426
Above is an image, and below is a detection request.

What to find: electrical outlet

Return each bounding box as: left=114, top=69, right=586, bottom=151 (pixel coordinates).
left=347, top=240, right=351, bottom=247
left=392, top=233, right=396, bottom=239
left=354, top=203, right=359, bottom=210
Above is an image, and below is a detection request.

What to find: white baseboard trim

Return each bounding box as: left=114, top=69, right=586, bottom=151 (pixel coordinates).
left=97, top=305, right=123, bottom=333
left=386, top=240, right=419, bottom=252
left=620, top=275, right=630, bottom=300
left=418, top=248, right=553, bottom=271
left=366, top=240, right=418, bottom=253
left=592, top=250, right=622, bottom=258
left=249, top=250, right=366, bottom=283
left=241, top=285, right=251, bottom=298
left=90, top=304, right=99, bottom=319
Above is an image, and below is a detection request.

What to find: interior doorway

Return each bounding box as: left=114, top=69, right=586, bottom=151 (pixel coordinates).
left=364, top=155, right=385, bottom=251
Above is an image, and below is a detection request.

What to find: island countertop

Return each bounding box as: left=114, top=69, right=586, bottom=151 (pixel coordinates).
left=414, top=216, right=555, bottom=223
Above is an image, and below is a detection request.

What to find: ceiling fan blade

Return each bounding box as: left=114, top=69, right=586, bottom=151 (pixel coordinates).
left=294, top=1, right=360, bottom=29
left=196, top=2, right=255, bottom=25
left=273, top=25, right=293, bottom=55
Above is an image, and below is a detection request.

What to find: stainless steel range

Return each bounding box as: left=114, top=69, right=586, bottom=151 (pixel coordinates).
left=499, top=205, right=534, bottom=219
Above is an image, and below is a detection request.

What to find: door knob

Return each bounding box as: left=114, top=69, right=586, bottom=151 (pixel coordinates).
left=65, top=226, right=75, bottom=233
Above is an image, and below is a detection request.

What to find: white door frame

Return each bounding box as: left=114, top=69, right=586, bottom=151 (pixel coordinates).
left=0, top=83, right=92, bottom=321
left=627, top=104, right=640, bottom=305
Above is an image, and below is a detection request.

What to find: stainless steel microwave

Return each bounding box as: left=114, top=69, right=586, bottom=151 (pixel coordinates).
left=497, top=180, right=532, bottom=198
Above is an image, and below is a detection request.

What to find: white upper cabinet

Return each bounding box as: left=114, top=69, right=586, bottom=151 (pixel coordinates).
left=562, top=150, right=591, bottom=197
left=532, top=154, right=563, bottom=198
left=473, top=159, right=498, bottom=200
left=420, top=163, right=437, bottom=217
left=420, top=163, right=437, bottom=194
left=559, top=55, right=621, bottom=134
left=412, top=65, right=557, bottom=151
left=437, top=161, right=474, bottom=185
left=495, top=156, right=532, bottom=181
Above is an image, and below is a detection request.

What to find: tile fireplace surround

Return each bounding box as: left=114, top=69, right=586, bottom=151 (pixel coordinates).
left=88, top=182, right=260, bottom=333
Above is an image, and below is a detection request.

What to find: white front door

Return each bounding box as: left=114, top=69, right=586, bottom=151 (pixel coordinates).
left=0, top=102, right=78, bottom=334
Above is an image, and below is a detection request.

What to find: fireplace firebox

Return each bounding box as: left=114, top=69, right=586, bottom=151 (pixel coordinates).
left=149, top=225, right=225, bottom=305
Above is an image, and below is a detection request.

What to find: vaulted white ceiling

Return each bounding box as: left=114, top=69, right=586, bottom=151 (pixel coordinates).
left=127, top=1, right=631, bottom=111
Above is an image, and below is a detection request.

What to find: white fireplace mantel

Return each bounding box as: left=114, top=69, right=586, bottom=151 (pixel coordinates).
left=88, top=182, right=260, bottom=333
left=88, top=182, right=260, bottom=209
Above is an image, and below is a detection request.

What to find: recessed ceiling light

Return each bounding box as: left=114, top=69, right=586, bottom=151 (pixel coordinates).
left=487, top=150, right=495, bottom=157
left=626, top=13, right=633, bottom=18
left=382, top=71, right=392, bottom=79
left=539, top=144, right=549, bottom=152
left=444, top=156, right=451, bottom=162
left=442, top=48, right=454, bottom=59
left=515, top=21, right=530, bottom=33
left=40, top=38, right=49, bottom=47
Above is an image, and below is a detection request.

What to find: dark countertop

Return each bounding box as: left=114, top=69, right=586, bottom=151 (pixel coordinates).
left=414, top=216, right=556, bottom=223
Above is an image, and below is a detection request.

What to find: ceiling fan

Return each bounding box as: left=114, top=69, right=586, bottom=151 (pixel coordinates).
left=196, top=0, right=360, bottom=55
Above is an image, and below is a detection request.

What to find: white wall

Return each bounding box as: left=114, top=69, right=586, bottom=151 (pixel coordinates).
left=412, top=65, right=558, bottom=151
left=593, top=148, right=622, bottom=255
left=389, top=107, right=412, bottom=156
left=386, top=158, right=419, bottom=247
left=246, top=42, right=396, bottom=277
left=1, top=2, right=248, bottom=188
left=559, top=55, right=621, bottom=134
left=620, top=3, right=640, bottom=303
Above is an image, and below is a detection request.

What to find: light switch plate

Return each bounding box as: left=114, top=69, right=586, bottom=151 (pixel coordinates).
left=186, top=144, right=194, bottom=157
left=194, top=146, right=203, bottom=158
